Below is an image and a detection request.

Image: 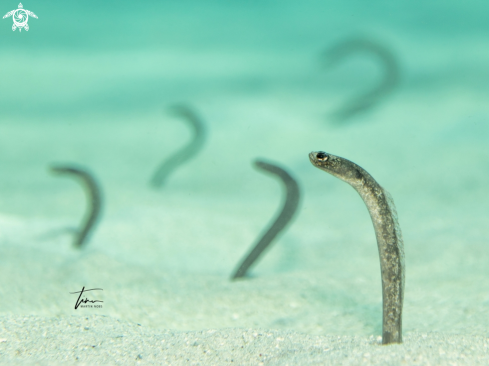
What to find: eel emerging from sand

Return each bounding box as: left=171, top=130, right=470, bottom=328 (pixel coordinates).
left=50, top=165, right=102, bottom=248
left=150, top=104, right=206, bottom=188
left=309, top=151, right=405, bottom=345
left=231, top=160, right=300, bottom=279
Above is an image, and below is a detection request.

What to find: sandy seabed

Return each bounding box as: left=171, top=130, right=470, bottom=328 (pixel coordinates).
left=1, top=316, right=488, bottom=365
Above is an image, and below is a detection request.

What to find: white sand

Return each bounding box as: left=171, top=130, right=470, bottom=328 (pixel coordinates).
left=1, top=315, right=488, bottom=365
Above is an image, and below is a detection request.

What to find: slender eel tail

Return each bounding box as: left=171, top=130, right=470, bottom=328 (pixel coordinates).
left=50, top=165, right=103, bottom=248
left=231, top=160, right=300, bottom=279
left=309, top=151, right=404, bottom=344
left=150, top=104, right=206, bottom=188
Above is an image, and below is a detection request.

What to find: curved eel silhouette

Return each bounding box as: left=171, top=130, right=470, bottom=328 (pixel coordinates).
left=323, top=37, right=400, bottom=122
left=232, top=160, right=300, bottom=279
left=50, top=165, right=102, bottom=248
left=309, top=151, right=405, bottom=345
left=150, top=105, right=206, bottom=187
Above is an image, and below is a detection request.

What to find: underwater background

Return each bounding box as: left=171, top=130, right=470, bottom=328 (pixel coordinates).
left=1, top=0, right=489, bottom=363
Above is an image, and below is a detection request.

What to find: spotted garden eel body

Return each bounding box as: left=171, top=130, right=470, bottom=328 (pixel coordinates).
left=309, top=151, right=404, bottom=345
left=231, top=159, right=300, bottom=279
left=323, top=38, right=400, bottom=122
left=150, top=105, right=206, bottom=188
left=50, top=165, right=102, bottom=248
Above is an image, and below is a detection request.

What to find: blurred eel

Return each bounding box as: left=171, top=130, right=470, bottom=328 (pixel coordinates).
left=323, top=37, right=400, bottom=121
left=50, top=164, right=102, bottom=248
left=150, top=104, right=206, bottom=188
left=309, top=151, right=404, bottom=345
left=232, top=160, right=300, bottom=279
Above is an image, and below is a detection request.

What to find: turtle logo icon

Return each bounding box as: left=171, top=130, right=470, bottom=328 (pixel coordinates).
left=3, top=3, right=37, bottom=32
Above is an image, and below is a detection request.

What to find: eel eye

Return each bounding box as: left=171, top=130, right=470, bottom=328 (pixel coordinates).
left=316, top=151, right=329, bottom=161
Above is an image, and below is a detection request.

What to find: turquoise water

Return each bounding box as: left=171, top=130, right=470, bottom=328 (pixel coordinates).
left=1, top=0, right=489, bottom=342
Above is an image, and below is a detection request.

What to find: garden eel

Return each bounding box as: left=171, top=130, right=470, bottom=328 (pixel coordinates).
left=50, top=165, right=102, bottom=248
left=232, top=160, right=300, bottom=279
left=150, top=104, right=206, bottom=188
left=323, top=37, right=399, bottom=122
left=309, top=151, right=404, bottom=345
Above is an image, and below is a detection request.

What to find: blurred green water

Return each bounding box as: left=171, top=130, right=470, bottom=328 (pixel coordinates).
left=1, top=0, right=489, bottom=118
